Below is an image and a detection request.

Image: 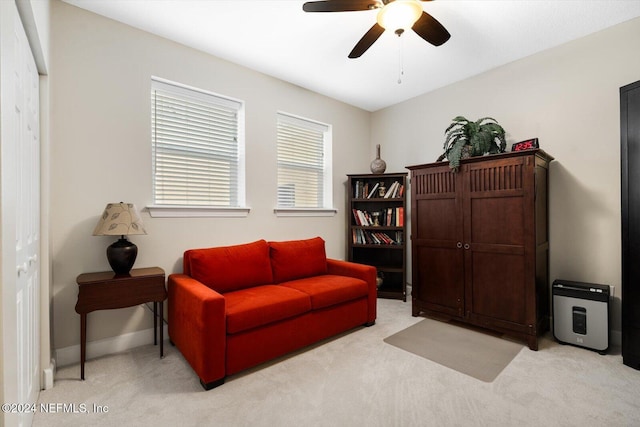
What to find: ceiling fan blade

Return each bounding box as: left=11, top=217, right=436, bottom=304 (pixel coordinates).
left=303, top=0, right=382, bottom=13
left=412, top=11, right=450, bottom=46
left=348, top=23, right=385, bottom=58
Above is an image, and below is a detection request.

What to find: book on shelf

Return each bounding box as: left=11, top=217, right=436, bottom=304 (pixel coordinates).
left=383, top=181, right=397, bottom=198
left=353, top=208, right=404, bottom=228
left=352, top=209, right=374, bottom=226
left=377, top=207, right=404, bottom=227
left=354, top=181, right=372, bottom=199
left=352, top=229, right=403, bottom=245
left=354, top=178, right=404, bottom=199
left=382, top=181, right=404, bottom=199
left=367, top=182, right=380, bottom=199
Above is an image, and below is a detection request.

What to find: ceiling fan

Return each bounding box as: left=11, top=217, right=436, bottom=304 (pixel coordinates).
left=302, top=0, right=450, bottom=58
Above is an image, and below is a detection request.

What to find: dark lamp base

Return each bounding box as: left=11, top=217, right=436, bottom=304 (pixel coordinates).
left=107, top=237, right=138, bottom=275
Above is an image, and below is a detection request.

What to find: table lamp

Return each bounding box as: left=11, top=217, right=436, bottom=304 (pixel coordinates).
left=93, top=202, right=146, bottom=274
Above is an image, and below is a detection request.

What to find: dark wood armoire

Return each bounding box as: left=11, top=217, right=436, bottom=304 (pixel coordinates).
left=407, top=149, right=553, bottom=350
left=621, top=80, right=640, bottom=369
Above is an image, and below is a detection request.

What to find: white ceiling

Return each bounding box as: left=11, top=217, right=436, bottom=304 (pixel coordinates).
left=63, top=0, right=640, bottom=112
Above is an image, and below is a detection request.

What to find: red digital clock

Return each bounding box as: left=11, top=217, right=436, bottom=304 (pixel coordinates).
left=511, top=138, right=539, bottom=152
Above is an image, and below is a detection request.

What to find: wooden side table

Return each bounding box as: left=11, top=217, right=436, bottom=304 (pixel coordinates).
left=75, top=267, right=167, bottom=380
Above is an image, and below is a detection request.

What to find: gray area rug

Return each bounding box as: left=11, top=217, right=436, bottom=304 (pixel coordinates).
left=384, top=318, right=523, bottom=382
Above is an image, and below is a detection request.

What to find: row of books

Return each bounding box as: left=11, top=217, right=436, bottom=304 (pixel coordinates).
left=352, top=207, right=404, bottom=227
left=384, top=181, right=404, bottom=199
left=353, top=180, right=404, bottom=199
left=352, top=229, right=404, bottom=245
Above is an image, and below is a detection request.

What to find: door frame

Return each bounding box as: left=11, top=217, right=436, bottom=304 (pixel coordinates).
left=620, top=79, right=640, bottom=368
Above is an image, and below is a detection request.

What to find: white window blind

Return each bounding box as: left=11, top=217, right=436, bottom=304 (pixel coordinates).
left=151, top=78, right=245, bottom=208
left=277, top=113, right=332, bottom=209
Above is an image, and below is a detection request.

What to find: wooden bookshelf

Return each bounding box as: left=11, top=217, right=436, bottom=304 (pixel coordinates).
left=347, top=172, right=407, bottom=301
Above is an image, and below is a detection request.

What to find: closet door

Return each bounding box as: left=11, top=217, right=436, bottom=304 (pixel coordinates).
left=1, top=2, right=41, bottom=425
left=621, top=80, right=640, bottom=369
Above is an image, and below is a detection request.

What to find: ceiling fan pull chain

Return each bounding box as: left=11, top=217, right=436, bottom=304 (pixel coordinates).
left=397, top=29, right=404, bottom=84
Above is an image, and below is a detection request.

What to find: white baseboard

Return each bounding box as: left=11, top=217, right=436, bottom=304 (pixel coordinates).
left=55, top=324, right=169, bottom=368
left=42, top=358, right=55, bottom=390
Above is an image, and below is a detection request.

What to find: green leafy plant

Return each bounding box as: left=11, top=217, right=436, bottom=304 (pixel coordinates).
left=438, top=116, right=507, bottom=170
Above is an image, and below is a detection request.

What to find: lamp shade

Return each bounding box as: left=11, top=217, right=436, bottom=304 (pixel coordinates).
left=93, top=203, right=146, bottom=237
left=93, top=203, right=146, bottom=275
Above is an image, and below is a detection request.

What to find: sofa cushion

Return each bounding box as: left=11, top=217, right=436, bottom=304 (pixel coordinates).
left=186, top=240, right=273, bottom=293
left=280, top=275, right=368, bottom=310
left=269, top=237, right=328, bottom=283
left=225, top=285, right=312, bottom=334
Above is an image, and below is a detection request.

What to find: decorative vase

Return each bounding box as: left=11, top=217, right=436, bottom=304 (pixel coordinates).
left=370, top=144, right=387, bottom=174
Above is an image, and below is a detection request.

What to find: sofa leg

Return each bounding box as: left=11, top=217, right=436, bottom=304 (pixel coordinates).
left=364, top=321, right=375, bottom=327
left=200, top=377, right=225, bottom=391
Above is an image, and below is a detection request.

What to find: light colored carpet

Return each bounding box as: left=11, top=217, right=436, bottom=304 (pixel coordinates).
left=384, top=318, right=523, bottom=382
left=34, top=297, right=640, bottom=427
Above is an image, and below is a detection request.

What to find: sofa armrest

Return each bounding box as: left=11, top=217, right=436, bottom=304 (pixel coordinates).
left=168, top=273, right=226, bottom=385
left=326, top=259, right=377, bottom=324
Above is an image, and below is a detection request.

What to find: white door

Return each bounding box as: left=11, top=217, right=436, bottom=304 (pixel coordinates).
left=1, top=1, right=41, bottom=426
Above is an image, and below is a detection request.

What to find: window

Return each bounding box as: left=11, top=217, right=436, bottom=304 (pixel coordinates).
left=275, top=112, right=335, bottom=216
left=149, top=77, right=246, bottom=217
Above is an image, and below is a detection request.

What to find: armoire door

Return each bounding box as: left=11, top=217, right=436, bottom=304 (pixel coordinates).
left=410, top=163, right=464, bottom=318
left=462, top=155, right=535, bottom=335
left=621, top=80, right=640, bottom=369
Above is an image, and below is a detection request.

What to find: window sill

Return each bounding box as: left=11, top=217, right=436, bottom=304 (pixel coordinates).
left=146, top=205, right=250, bottom=218
left=273, top=208, right=337, bottom=217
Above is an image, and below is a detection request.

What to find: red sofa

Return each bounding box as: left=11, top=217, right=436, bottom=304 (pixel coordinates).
left=168, top=237, right=377, bottom=390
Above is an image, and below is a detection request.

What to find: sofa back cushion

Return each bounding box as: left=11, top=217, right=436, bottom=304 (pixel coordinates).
left=185, top=239, right=273, bottom=293
left=269, top=237, right=328, bottom=283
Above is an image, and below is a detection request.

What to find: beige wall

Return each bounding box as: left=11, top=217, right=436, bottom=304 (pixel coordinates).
left=50, top=0, right=640, bottom=356
left=371, top=17, right=640, bottom=336
left=50, top=1, right=371, bottom=353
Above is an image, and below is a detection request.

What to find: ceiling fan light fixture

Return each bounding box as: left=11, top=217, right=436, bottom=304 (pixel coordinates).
left=376, top=0, right=423, bottom=31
